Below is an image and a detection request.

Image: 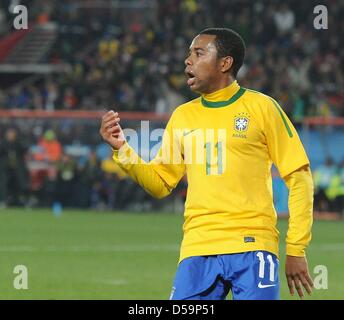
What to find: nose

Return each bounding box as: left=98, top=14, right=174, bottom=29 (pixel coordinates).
left=185, top=55, right=192, bottom=66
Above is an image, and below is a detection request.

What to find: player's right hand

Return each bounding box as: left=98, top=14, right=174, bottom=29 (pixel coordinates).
left=285, top=255, right=314, bottom=299
left=99, top=110, right=125, bottom=150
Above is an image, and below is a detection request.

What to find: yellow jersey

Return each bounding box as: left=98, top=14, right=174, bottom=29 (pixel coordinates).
left=113, top=80, right=311, bottom=262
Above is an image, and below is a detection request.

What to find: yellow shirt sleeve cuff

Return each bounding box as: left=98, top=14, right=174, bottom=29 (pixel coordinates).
left=112, top=142, right=129, bottom=159
left=286, top=244, right=306, bottom=257
left=112, top=142, right=142, bottom=165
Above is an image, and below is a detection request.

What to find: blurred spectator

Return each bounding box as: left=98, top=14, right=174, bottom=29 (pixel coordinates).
left=99, top=35, right=119, bottom=63
left=273, top=4, right=295, bottom=35
left=34, top=129, right=62, bottom=163
left=63, top=87, right=78, bottom=109
left=326, top=159, right=344, bottom=215
left=29, top=86, right=44, bottom=110
left=0, top=128, right=29, bottom=206
left=97, top=172, right=118, bottom=210
left=56, top=153, right=76, bottom=207
left=40, top=167, right=58, bottom=207
left=313, top=157, right=337, bottom=212
left=44, top=81, right=59, bottom=111
left=74, top=150, right=103, bottom=208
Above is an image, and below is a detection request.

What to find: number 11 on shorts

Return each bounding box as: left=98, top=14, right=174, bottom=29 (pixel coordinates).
left=256, top=251, right=275, bottom=282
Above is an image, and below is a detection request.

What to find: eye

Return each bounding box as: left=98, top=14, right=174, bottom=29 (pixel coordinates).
left=196, top=51, right=203, bottom=57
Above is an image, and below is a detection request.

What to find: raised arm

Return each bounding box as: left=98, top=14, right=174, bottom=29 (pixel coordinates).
left=99, top=110, right=185, bottom=199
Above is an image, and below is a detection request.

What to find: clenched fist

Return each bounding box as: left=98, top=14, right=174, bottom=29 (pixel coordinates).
left=99, top=110, right=125, bottom=150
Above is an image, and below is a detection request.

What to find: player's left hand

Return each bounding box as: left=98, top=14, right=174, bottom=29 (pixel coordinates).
left=285, top=255, right=313, bottom=299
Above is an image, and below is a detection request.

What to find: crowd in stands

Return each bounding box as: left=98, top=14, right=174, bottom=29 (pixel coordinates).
left=0, top=0, right=343, bottom=122
left=0, top=125, right=185, bottom=211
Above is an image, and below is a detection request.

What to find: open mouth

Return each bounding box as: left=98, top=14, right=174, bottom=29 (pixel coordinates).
left=185, top=70, right=196, bottom=86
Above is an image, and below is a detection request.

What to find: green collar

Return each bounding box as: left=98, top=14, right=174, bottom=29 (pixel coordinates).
left=201, top=87, right=246, bottom=108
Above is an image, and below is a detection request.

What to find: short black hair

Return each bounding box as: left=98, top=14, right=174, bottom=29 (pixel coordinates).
left=199, top=28, right=246, bottom=77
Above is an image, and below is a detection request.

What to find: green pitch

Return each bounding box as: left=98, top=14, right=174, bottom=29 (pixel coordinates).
left=0, top=208, right=342, bottom=300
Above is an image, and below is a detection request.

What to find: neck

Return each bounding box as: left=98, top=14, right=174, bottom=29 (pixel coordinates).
left=201, top=75, right=235, bottom=94
left=201, top=78, right=243, bottom=108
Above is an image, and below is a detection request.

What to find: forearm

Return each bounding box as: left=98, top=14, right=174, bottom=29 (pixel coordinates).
left=284, top=165, right=314, bottom=256
left=112, top=142, right=173, bottom=199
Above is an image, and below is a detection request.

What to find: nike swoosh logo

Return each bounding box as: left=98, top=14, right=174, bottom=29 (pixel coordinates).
left=183, top=128, right=199, bottom=136
left=258, top=281, right=276, bottom=289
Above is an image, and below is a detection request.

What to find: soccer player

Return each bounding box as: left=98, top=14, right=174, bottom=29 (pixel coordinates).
left=99, top=28, right=314, bottom=300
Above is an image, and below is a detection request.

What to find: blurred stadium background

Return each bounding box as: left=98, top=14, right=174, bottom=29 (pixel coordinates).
left=0, top=0, right=343, bottom=299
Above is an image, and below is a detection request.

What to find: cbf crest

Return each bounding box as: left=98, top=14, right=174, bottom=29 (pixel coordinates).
left=234, top=112, right=250, bottom=132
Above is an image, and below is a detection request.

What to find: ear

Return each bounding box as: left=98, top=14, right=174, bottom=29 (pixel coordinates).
left=220, top=56, right=233, bottom=73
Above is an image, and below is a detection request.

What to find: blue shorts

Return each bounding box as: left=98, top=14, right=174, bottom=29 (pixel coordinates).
left=170, top=251, right=279, bottom=300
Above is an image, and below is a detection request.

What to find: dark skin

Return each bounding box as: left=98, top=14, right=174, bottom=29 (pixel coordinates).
left=285, top=255, right=313, bottom=298
left=184, top=34, right=235, bottom=93
left=99, top=34, right=314, bottom=298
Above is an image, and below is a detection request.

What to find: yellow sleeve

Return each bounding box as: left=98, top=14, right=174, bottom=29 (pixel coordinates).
left=263, top=98, right=310, bottom=178
left=284, top=165, right=314, bottom=256
left=112, top=114, right=185, bottom=199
